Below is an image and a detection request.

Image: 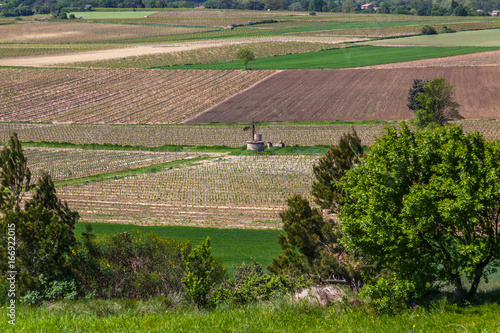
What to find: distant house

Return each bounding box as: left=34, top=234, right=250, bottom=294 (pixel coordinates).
left=360, top=3, right=378, bottom=10
left=491, top=10, right=500, bottom=16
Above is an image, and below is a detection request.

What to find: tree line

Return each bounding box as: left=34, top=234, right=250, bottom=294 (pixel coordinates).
left=2, top=0, right=498, bottom=18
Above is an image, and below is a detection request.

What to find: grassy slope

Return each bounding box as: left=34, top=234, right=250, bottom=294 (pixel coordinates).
left=74, top=223, right=283, bottom=272
left=365, top=28, right=500, bottom=47
left=163, top=45, right=500, bottom=70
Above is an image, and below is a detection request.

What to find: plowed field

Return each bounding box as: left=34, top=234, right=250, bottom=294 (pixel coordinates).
left=188, top=66, right=500, bottom=123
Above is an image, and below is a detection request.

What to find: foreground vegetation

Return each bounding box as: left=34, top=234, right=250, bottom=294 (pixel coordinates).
left=1, top=297, right=500, bottom=332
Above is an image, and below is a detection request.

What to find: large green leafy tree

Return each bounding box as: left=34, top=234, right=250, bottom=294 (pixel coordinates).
left=0, top=133, right=79, bottom=294
left=340, top=123, right=500, bottom=300
left=412, top=78, right=463, bottom=129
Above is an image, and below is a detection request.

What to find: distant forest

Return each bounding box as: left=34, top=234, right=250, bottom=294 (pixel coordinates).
left=1, top=0, right=499, bottom=18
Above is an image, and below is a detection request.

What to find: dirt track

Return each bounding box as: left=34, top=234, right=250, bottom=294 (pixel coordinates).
left=187, top=66, right=500, bottom=123
left=0, top=44, right=230, bottom=67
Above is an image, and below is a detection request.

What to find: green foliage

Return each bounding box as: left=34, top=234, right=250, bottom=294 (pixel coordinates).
left=268, top=195, right=368, bottom=291
left=235, top=47, right=255, bottom=71
left=407, top=78, right=428, bottom=111
left=21, top=276, right=78, bottom=306
left=340, top=123, right=500, bottom=304
left=421, top=25, right=437, bottom=35
left=311, top=127, right=364, bottom=213
left=211, top=259, right=309, bottom=306
left=75, top=225, right=188, bottom=299
left=0, top=133, right=78, bottom=296
left=181, top=237, right=226, bottom=308
left=269, top=128, right=371, bottom=291
left=441, top=25, right=456, bottom=33
left=413, top=78, right=462, bottom=129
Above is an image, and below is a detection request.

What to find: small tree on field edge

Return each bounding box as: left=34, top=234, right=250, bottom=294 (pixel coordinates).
left=410, top=77, right=463, bottom=129
left=236, top=48, right=255, bottom=71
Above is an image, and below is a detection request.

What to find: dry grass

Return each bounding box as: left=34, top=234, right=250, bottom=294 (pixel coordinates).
left=0, top=21, right=212, bottom=43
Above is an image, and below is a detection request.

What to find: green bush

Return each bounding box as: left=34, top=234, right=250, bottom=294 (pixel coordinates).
left=181, top=237, right=226, bottom=308
left=210, top=260, right=309, bottom=306
left=421, top=25, right=437, bottom=35
left=441, top=25, right=456, bottom=33
left=21, top=276, right=78, bottom=305
left=75, top=225, right=188, bottom=300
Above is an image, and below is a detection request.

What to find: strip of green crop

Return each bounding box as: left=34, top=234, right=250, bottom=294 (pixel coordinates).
left=73, top=222, right=283, bottom=272
left=162, top=45, right=500, bottom=70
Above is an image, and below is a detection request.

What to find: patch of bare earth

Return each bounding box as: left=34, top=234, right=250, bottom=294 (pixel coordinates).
left=188, top=66, right=500, bottom=123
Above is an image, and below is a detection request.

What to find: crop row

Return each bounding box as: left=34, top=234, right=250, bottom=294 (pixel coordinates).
left=3, top=120, right=500, bottom=148
left=72, top=40, right=346, bottom=69
left=0, top=68, right=274, bottom=124
left=54, top=154, right=317, bottom=228
left=24, top=147, right=204, bottom=182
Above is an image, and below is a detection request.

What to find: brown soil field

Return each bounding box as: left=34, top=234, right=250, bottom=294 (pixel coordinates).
left=187, top=66, right=500, bottom=123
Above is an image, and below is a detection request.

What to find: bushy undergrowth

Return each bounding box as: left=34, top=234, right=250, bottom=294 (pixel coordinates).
left=73, top=225, right=188, bottom=300
left=210, top=259, right=310, bottom=307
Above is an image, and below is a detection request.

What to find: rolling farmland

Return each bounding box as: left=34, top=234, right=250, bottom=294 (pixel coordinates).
left=1, top=10, right=500, bottom=230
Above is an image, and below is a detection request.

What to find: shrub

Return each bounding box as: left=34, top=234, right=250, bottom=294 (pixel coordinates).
left=75, top=225, right=188, bottom=300
left=211, top=260, right=309, bottom=306
left=441, top=25, right=456, bottom=33
left=421, top=25, right=437, bottom=35
left=181, top=237, right=226, bottom=308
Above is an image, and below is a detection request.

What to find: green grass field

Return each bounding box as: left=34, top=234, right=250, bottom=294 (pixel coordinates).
left=2, top=297, right=500, bottom=332
left=366, top=28, right=500, bottom=47
left=74, top=223, right=283, bottom=272
left=164, top=45, right=500, bottom=70
left=69, top=11, right=158, bottom=19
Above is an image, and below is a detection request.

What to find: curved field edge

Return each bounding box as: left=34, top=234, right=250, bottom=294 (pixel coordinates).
left=163, top=45, right=500, bottom=70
